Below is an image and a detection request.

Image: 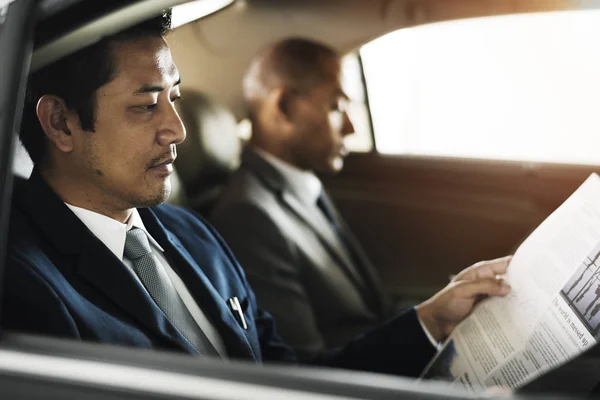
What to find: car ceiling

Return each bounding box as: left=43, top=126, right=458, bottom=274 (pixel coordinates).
left=168, top=0, right=600, bottom=118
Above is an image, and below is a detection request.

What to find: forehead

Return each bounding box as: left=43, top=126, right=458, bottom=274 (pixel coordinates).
left=321, top=56, right=341, bottom=78
left=110, top=37, right=178, bottom=86
left=311, top=56, right=341, bottom=85
left=313, top=57, right=342, bottom=89
left=312, top=68, right=344, bottom=99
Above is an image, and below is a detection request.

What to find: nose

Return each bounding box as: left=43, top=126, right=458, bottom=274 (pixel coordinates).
left=341, top=111, right=355, bottom=137
left=157, top=101, right=186, bottom=146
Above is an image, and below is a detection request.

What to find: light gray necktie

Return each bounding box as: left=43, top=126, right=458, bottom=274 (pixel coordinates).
left=124, top=227, right=218, bottom=357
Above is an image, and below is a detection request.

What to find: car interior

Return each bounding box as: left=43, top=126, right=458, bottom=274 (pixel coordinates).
left=4, top=0, right=600, bottom=398
left=129, top=0, right=600, bottom=305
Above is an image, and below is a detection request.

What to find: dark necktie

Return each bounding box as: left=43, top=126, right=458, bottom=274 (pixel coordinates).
left=316, top=191, right=387, bottom=314
left=316, top=192, right=342, bottom=232
left=124, top=227, right=218, bottom=357
left=316, top=191, right=365, bottom=276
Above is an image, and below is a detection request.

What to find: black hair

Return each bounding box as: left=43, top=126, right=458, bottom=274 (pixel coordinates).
left=20, top=10, right=172, bottom=165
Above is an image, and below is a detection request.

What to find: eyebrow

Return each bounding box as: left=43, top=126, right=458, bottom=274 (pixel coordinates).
left=134, top=77, right=182, bottom=95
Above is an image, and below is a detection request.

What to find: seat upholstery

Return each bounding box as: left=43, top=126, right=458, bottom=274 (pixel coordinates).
left=175, top=90, right=242, bottom=215
left=12, top=139, right=34, bottom=179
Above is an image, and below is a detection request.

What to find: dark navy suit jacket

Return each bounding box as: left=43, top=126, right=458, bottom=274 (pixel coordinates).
left=1, top=170, right=435, bottom=377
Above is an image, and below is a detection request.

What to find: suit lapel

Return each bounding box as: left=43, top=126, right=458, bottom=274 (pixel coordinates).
left=241, top=149, right=369, bottom=294
left=139, top=208, right=258, bottom=361
left=19, top=170, right=198, bottom=354
left=282, top=191, right=387, bottom=314
left=324, top=199, right=389, bottom=314
left=279, top=191, right=365, bottom=287
left=76, top=234, right=199, bottom=354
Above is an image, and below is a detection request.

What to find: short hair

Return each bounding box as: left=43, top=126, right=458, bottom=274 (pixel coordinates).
left=243, top=37, right=340, bottom=121
left=20, top=10, right=172, bottom=165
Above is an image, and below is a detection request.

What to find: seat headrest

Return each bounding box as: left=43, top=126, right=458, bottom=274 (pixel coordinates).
left=13, top=139, right=34, bottom=179
left=175, top=90, right=241, bottom=196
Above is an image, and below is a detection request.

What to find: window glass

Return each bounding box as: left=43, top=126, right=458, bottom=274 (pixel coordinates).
left=0, top=6, right=6, bottom=35
left=361, top=10, right=600, bottom=164
left=341, top=53, right=373, bottom=153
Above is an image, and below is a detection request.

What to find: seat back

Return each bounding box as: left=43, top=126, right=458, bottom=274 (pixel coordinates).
left=12, top=139, right=34, bottom=179
left=175, top=90, right=242, bottom=215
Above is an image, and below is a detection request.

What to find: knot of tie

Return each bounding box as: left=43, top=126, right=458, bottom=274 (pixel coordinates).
left=124, top=228, right=153, bottom=261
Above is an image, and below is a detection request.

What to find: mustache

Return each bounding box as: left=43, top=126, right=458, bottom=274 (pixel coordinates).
left=147, top=148, right=177, bottom=169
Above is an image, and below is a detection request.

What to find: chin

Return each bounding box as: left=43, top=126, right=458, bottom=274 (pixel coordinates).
left=153, top=184, right=172, bottom=206
left=311, top=157, right=345, bottom=175
left=131, top=184, right=171, bottom=208
left=329, top=157, right=344, bottom=173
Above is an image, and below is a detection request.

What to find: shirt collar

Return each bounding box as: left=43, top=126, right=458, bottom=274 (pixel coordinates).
left=64, top=203, right=164, bottom=261
left=253, top=147, right=322, bottom=206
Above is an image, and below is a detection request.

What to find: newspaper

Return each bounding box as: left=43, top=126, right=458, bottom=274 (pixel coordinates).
left=421, top=173, right=600, bottom=394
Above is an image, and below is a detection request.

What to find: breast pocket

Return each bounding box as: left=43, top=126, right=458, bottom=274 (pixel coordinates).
left=227, top=296, right=250, bottom=331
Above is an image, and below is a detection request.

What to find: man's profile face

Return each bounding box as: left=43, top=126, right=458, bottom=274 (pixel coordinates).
left=70, top=37, right=185, bottom=211
left=288, top=59, right=355, bottom=174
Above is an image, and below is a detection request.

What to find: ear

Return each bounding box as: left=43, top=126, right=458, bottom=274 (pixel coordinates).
left=268, top=87, right=293, bottom=123
left=36, top=95, right=76, bottom=153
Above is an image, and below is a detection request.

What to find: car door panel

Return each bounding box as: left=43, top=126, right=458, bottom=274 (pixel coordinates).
left=323, top=153, right=599, bottom=302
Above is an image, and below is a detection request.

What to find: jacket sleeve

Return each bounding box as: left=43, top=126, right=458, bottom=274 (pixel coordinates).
left=211, top=202, right=326, bottom=360
left=211, top=203, right=436, bottom=376
left=315, top=307, right=437, bottom=378
left=1, top=255, right=81, bottom=339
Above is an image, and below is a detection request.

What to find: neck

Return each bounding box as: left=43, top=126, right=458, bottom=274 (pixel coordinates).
left=40, top=166, right=133, bottom=223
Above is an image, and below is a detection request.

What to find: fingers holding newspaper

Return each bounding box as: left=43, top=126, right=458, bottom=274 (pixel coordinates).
left=416, top=256, right=513, bottom=343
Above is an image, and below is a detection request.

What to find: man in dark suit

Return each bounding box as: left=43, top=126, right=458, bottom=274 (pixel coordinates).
left=2, top=12, right=511, bottom=378
left=210, top=38, right=510, bottom=359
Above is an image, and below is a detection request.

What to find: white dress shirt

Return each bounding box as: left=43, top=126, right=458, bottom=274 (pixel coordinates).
left=253, top=147, right=440, bottom=348
left=253, top=147, right=322, bottom=208
left=65, top=203, right=227, bottom=357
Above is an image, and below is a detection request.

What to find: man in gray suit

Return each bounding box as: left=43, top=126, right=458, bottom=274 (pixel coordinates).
left=210, top=38, right=506, bottom=360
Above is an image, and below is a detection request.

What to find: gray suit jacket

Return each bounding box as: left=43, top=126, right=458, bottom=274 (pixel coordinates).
left=210, top=148, right=392, bottom=359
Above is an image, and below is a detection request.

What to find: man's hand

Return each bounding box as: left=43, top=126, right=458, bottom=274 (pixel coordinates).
left=416, top=256, right=512, bottom=343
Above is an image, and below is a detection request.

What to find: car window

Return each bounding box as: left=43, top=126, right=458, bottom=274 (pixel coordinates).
left=361, top=10, right=600, bottom=165
left=0, top=5, right=8, bottom=56
left=0, top=6, right=6, bottom=32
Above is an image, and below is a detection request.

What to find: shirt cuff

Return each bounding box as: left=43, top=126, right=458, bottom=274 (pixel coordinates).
left=417, top=312, right=442, bottom=350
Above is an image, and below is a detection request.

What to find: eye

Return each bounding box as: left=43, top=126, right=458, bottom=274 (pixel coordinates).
left=171, top=95, right=182, bottom=103
left=134, top=103, right=158, bottom=112
left=331, top=98, right=349, bottom=113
